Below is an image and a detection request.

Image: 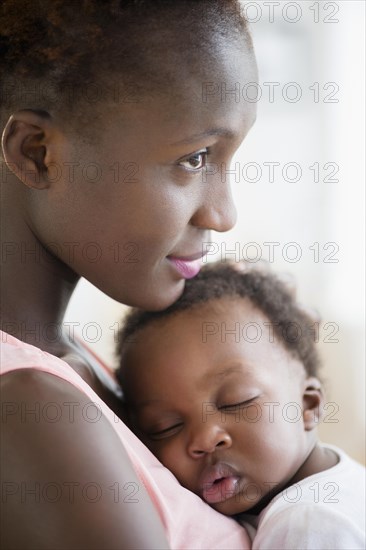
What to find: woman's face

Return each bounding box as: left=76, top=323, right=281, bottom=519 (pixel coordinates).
left=29, top=44, right=257, bottom=309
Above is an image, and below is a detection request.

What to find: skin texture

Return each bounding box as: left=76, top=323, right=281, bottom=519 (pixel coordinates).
left=1, top=29, right=257, bottom=549
left=1, top=369, right=169, bottom=550
left=1, top=42, right=257, bottom=356
left=1, top=43, right=256, bottom=305
left=121, top=298, right=338, bottom=516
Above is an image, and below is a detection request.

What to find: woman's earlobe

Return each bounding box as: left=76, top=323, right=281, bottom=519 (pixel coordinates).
left=1, top=110, right=51, bottom=190
left=303, top=377, right=324, bottom=431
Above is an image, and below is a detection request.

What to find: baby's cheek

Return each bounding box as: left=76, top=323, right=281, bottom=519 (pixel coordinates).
left=164, top=451, right=200, bottom=495
left=155, top=441, right=187, bottom=479
left=154, top=441, right=177, bottom=466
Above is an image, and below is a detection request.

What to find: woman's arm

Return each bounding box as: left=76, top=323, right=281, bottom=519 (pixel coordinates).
left=1, top=368, right=169, bottom=550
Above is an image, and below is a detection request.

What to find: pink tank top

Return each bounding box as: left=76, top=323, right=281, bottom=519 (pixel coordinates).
left=0, top=331, right=250, bottom=549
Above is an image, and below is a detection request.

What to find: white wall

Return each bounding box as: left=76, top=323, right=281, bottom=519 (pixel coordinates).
left=65, top=1, right=365, bottom=463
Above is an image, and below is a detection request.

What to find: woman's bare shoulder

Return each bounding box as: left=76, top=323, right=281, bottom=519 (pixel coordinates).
left=0, top=368, right=169, bottom=550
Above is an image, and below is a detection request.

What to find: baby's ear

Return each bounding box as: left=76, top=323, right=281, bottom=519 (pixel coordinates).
left=302, top=377, right=324, bottom=431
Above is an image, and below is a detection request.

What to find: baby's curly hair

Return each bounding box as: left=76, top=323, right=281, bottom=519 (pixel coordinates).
left=117, top=262, right=321, bottom=377
left=1, top=0, right=252, bottom=126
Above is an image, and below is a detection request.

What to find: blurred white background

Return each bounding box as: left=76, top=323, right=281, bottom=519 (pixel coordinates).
left=65, top=1, right=365, bottom=463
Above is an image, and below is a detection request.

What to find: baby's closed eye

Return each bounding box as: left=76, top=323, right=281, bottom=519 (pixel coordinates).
left=147, top=422, right=184, bottom=440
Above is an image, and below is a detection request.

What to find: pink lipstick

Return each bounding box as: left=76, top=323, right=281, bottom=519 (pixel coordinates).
left=168, top=255, right=203, bottom=279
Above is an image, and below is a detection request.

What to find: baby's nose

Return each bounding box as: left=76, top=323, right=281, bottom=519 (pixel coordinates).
left=188, top=426, right=232, bottom=458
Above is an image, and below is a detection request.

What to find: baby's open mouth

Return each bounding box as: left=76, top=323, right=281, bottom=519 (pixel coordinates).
left=199, top=463, right=241, bottom=504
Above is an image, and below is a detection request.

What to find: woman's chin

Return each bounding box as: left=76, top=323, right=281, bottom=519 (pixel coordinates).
left=139, top=280, right=186, bottom=312
left=107, top=277, right=186, bottom=311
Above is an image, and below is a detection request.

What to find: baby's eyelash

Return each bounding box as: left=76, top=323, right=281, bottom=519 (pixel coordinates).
left=148, top=422, right=183, bottom=440
left=219, top=397, right=258, bottom=412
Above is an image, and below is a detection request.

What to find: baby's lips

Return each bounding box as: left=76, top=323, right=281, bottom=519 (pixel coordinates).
left=198, top=462, right=240, bottom=503
left=203, top=475, right=240, bottom=504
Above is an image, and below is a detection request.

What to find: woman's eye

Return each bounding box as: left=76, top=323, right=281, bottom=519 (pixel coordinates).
left=178, top=149, right=208, bottom=171
left=148, top=423, right=183, bottom=440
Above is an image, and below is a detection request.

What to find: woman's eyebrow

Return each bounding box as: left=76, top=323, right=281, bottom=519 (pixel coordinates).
left=170, top=128, right=236, bottom=146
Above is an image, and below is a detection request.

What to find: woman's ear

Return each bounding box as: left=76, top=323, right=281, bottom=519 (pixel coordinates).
left=1, top=109, right=52, bottom=190
left=302, top=377, right=324, bottom=431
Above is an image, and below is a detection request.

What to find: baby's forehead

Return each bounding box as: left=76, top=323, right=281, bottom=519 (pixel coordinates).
left=126, top=296, right=269, bottom=346
left=161, top=297, right=303, bottom=361
left=164, top=295, right=267, bottom=325
left=134, top=298, right=298, bottom=358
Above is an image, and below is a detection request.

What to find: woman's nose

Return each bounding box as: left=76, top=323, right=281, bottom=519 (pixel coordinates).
left=190, top=177, right=237, bottom=233
left=188, top=425, right=232, bottom=458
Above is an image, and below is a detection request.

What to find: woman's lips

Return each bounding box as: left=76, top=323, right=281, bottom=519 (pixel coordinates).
left=199, top=463, right=241, bottom=504
left=167, top=255, right=203, bottom=279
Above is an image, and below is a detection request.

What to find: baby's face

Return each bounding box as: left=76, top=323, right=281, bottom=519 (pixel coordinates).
left=121, top=298, right=314, bottom=515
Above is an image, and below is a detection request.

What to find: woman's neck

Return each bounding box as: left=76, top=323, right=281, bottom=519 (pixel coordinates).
left=1, top=181, right=79, bottom=356
left=1, top=177, right=128, bottom=417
